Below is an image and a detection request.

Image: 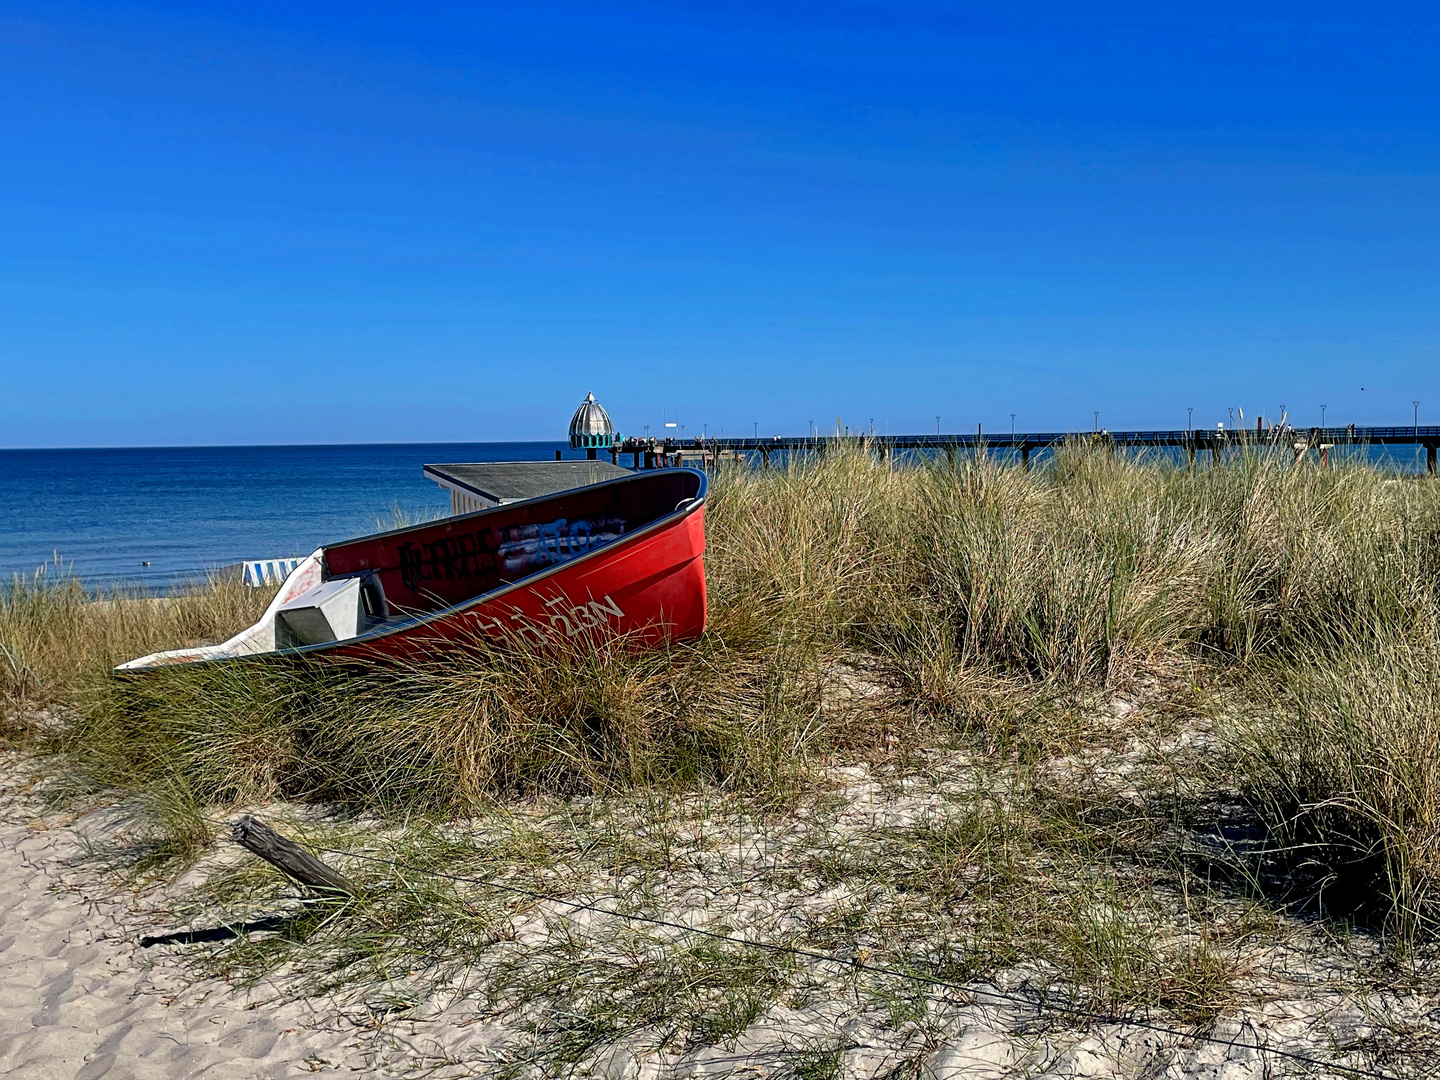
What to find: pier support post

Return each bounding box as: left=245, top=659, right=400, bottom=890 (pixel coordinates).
left=1429, top=443, right=1437, bottom=476
left=1187, top=444, right=1195, bottom=471
left=945, top=446, right=955, bottom=469
left=634, top=450, right=641, bottom=468
left=1021, top=446, right=1030, bottom=471
left=760, top=447, right=771, bottom=470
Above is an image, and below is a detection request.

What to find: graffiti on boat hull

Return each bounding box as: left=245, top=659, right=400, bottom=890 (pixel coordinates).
left=496, top=517, right=625, bottom=576
left=396, top=517, right=626, bottom=592
left=396, top=530, right=497, bottom=592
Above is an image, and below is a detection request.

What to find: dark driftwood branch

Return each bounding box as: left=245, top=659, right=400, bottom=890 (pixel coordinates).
left=230, top=815, right=358, bottom=897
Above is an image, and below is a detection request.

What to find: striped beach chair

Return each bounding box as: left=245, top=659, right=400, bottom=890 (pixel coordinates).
left=242, top=557, right=304, bottom=588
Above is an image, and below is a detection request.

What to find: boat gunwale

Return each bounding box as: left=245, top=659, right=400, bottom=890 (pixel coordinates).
left=335, top=465, right=703, bottom=549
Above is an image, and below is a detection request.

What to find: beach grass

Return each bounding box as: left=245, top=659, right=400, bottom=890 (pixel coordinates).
left=0, top=571, right=273, bottom=731
left=4, top=444, right=1440, bottom=1067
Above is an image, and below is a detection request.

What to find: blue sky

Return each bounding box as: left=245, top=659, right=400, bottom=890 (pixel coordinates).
left=1, top=2, right=1435, bottom=446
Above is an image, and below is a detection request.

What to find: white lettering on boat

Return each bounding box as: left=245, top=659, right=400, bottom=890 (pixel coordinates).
left=540, top=592, right=627, bottom=636
left=474, top=592, right=627, bottom=640
left=588, top=594, right=624, bottom=621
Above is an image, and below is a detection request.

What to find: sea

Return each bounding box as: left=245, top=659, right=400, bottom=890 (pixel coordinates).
left=3, top=440, right=1430, bottom=593
left=0, top=442, right=578, bottom=591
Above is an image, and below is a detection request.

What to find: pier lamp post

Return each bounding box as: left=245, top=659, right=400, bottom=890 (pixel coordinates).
left=1279, top=405, right=1286, bottom=430
left=1093, top=411, right=1098, bottom=433
left=870, top=418, right=875, bottom=435
left=936, top=416, right=940, bottom=437
left=753, top=422, right=758, bottom=439
left=1416, top=401, right=1421, bottom=433
left=1321, top=405, right=1326, bottom=428
left=1010, top=413, right=1016, bottom=439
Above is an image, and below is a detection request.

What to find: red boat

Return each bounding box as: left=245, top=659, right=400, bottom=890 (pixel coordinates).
left=117, top=469, right=708, bottom=673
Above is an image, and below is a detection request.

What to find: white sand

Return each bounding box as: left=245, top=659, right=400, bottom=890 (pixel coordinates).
left=0, top=765, right=374, bottom=1077
left=0, top=744, right=1422, bottom=1079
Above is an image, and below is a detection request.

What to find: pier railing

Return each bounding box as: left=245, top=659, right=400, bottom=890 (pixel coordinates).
left=610, top=425, right=1440, bottom=474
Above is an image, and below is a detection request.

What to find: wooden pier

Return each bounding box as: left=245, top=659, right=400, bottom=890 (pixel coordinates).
left=610, top=425, right=1440, bottom=474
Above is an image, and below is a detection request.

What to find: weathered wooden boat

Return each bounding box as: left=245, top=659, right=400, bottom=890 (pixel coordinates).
left=116, top=468, right=707, bottom=673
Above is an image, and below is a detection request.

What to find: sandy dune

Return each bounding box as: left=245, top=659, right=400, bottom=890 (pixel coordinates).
left=0, top=781, right=373, bottom=1078
left=1, top=746, right=1423, bottom=1080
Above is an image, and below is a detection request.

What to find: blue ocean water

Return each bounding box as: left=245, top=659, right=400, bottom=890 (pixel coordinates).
left=0, top=442, right=578, bottom=590
left=3, top=440, right=1429, bottom=593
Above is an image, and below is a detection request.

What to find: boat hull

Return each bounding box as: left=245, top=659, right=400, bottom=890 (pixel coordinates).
left=115, top=469, right=707, bottom=673
left=329, top=501, right=707, bottom=660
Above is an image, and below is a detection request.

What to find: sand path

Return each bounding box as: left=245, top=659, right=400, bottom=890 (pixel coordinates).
left=0, top=757, right=382, bottom=1079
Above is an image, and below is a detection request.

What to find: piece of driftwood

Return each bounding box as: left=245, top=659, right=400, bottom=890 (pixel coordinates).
left=231, top=815, right=358, bottom=896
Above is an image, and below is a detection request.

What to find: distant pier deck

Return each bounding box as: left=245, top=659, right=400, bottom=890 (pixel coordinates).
left=607, top=425, right=1440, bottom=474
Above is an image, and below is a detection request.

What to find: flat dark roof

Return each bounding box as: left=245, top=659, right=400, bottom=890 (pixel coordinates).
left=424, top=460, right=632, bottom=503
